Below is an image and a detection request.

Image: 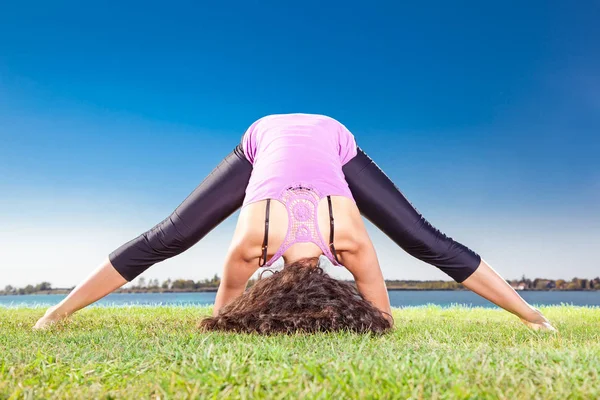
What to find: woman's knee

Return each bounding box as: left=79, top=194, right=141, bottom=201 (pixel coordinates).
left=400, top=222, right=481, bottom=282
left=142, top=216, right=196, bottom=256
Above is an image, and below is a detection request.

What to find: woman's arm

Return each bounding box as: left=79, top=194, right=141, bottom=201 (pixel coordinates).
left=212, top=256, right=258, bottom=317
left=339, top=238, right=393, bottom=325
left=34, top=257, right=126, bottom=329
left=212, top=204, right=262, bottom=316
left=333, top=198, right=392, bottom=323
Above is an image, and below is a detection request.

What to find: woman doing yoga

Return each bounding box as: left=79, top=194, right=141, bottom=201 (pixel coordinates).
left=34, top=113, right=556, bottom=333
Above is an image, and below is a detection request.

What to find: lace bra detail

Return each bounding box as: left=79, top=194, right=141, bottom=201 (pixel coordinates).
left=259, top=184, right=341, bottom=267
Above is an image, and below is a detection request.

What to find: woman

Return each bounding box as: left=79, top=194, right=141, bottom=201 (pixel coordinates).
left=34, top=113, right=556, bottom=332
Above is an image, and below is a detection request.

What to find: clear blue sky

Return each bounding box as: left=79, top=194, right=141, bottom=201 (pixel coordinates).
left=1, top=1, right=598, bottom=287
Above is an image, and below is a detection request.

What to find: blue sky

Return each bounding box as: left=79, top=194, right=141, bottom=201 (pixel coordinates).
left=1, top=1, right=599, bottom=287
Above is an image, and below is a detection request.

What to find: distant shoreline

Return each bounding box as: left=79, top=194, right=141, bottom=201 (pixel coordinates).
left=2, top=288, right=600, bottom=296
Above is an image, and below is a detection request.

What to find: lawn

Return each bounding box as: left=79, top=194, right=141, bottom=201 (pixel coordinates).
left=1, top=305, right=599, bottom=399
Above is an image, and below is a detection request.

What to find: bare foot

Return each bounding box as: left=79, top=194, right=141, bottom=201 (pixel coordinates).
left=520, top=307, right=557, bottom=332
left=33, top=307, right=68, bottom=330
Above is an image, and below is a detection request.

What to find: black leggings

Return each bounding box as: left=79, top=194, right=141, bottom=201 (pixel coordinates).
left=109, top=145, right=481, bottom=283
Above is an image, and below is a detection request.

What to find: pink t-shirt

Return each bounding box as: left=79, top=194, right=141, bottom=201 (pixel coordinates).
left=242, top=113, right=358, bottom=206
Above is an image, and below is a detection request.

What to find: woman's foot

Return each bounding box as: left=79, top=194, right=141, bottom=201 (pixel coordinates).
left=520, top=307, right=557, bottom=332
left=33, top=306, right=69, bottom=330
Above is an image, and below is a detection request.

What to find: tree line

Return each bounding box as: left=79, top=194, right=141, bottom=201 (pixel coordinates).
left=2, top=275, right=600, bottom=295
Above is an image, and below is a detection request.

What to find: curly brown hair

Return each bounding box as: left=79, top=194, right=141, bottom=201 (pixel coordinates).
left=199, top=257, right=393, bottom=335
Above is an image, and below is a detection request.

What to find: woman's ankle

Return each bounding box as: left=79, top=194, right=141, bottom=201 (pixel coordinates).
left=45, top=305, right=70, bottom=320
left=521, top=307, right=546, bottom=324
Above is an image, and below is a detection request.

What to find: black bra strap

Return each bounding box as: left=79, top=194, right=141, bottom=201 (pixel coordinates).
left=259, top=199, right=270, bottom=267
left=327, top=196, right=341, bottom=264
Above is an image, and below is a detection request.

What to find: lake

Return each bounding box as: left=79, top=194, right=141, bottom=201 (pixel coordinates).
left=1, top=291, right=600, bottom=308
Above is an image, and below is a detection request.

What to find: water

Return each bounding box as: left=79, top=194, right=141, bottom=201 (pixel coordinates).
left=1, top=291, right=599, bottom=308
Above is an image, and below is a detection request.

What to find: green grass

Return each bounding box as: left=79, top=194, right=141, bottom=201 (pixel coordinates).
left=1, top=306, right=599, bottom=399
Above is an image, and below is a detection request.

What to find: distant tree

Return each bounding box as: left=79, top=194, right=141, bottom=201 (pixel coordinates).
left=566, top=278, right=580, bottom=290
left=556, top=279, right=565, bottom=289
left=162, top=279, right=172, bottom=289
left=535, top=279, right=549, bottom=290
left=35, top=282, right=52, bottom=291
left=171, top=279, right=196, bottom=290
left=171, top=279, right=186, bottom=290
left=24, top=285, right=35, bottom=294
left=184, top=280, right=195, bottom=290
left=4, top=285, right=14, bottom=294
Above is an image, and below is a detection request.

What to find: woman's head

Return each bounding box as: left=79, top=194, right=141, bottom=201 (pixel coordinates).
left=199, top=257, right=392, bottom=335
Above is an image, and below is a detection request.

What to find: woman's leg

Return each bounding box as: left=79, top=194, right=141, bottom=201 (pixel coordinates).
left=342, top=147, right=480, bottom=283
left=34, top=257, right=126, bottom=329
left=342, top=148, right=556, bottom=330
left=109, top=143, right=252, bottom=281
left=34, top=144, right=253, bottom=329
left=461, top=260, right=555, bottom=330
